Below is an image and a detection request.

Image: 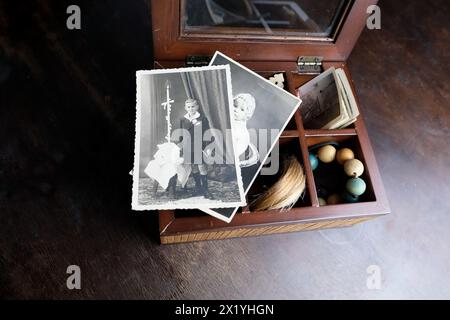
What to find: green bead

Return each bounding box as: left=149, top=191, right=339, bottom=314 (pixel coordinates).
left=309, top=154, right=319, bottom=170
left=341, top=191, right=360, bottom=203
left=346, top=178, right=366, bottom=196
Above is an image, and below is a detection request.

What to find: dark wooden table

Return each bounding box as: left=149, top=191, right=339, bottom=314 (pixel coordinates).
left=1, top=0, right=449, bottom=299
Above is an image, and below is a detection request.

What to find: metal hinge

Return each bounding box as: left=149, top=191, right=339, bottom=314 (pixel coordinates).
left=297, top=56, right=323, bottom=75
left=185, top=55, right=211, bottom=67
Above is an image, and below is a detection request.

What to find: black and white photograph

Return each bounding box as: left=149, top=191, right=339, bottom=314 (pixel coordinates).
left=132, top=66, right=246, bottom=210
left=297, top=67, right=341, bottom=129
left=203, top=51, right=301, bottom=222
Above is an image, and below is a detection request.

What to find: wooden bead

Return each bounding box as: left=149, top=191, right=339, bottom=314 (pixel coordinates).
left=317, top=145, right=336, bottom=163
left=344, top=159, right=364, bottom=178
left=346, top=178, right=366, bottom=196
left=336, top=148, right=355, bottom=165
left=327, top=193, right=341, bottom=205
left=318, top=197, right=327, bottom=206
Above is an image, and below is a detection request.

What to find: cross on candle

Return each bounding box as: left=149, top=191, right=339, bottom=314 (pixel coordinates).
left=161, top=80, right=174, bottom=143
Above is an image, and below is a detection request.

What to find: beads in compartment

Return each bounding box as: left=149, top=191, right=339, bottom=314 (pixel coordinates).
left=309, top=143, right=367, bottom=205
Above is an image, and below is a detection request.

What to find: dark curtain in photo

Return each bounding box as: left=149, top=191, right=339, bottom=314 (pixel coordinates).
left=181, top=69, right=233, bottom=162
left=139, top=75, right=165, bottom=177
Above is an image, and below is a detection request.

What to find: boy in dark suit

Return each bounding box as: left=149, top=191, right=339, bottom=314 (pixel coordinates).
left=176, top=98, right=214, bottom=199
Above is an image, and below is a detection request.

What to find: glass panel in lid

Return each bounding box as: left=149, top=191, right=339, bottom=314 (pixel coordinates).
left=181, top=0, right=353, bottom=41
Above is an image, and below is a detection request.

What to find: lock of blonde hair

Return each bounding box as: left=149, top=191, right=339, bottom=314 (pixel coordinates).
left=251, top=156, right=306, bottom=211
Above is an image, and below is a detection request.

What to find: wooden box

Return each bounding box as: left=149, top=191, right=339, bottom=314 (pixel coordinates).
left=151, top=0, right=390, bottom=244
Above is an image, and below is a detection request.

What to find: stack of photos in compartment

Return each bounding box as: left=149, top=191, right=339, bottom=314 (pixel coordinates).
left=297, top=67, right=359, bottom=130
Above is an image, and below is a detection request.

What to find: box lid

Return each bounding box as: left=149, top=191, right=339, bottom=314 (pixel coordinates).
left=152, top=0, right=377, bottom=62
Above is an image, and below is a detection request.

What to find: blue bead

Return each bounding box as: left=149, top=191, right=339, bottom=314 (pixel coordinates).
left=346, top=178, right=366, bottom=196
left=309, top=154, right=319, bottom=171
left=341, top=191, right=360, bottom=203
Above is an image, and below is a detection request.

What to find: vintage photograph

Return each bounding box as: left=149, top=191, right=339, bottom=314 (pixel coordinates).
left=297, top=67, right=341, bottom=129
left=298, top=67, right=359, bottom=130
left=132, top=66, right=246, bottom=210
left=203, top=51, right=301, bottom=222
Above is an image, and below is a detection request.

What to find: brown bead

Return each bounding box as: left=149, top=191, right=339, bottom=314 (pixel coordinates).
left=327, top=193, right=341, bottom=205
left=336, top=148, right=355, bottom=165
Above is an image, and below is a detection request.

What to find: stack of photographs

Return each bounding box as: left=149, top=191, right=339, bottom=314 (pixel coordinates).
left=131, top=52, right=301, bottom=223
left=297, top=67, right=359, bottom=130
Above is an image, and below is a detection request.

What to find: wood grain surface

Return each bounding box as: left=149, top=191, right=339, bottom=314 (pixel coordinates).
left=1, top=0, right=449, bottom=299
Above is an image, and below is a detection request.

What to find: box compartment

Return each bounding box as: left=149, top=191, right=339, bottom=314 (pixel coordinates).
left=246, top=136, right=312, bottom=210
left=305, top=133, right=376, bottom=205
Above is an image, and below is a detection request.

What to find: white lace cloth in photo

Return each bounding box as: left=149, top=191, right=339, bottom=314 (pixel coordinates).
left=144, top=142, right=191, bottom=189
